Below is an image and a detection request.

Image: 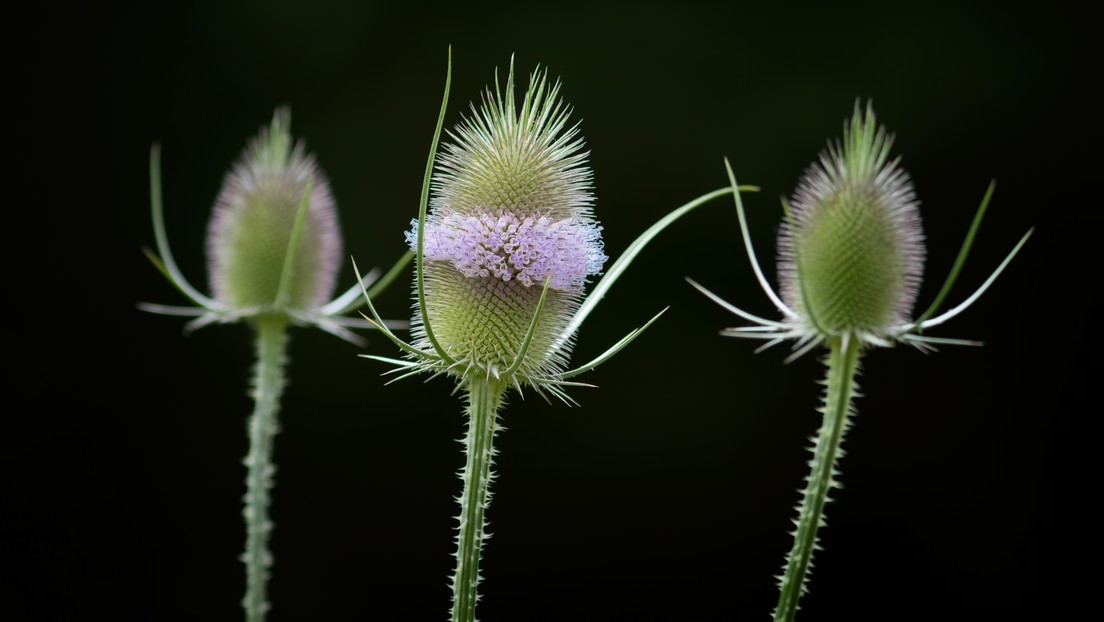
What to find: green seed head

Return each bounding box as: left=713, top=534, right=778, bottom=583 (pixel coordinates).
left=206, top=108, right=342, bottom=313
left=779, top=102, right=925, bottom=338
left=408, top=62, right=605, bottom=381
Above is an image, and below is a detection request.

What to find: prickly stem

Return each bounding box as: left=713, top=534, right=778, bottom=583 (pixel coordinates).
left=243, top=314, right=289, bottom=621
left=451, top=377, right=507, bottom=622
left=773, top=334, right=861, bottom=621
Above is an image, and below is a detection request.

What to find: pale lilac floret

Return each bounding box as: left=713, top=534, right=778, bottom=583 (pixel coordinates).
left=407, top=209, right=606, bottom=291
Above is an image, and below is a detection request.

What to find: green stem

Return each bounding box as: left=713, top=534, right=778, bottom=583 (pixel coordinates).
left=451, top=378, right=507, bottom=622
left=243, top=314, right=289, bottom=622
left=773, top=334, right=861, bottom=622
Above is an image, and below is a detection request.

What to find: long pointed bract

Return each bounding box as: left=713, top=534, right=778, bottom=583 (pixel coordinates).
left=322, top=250, right=415, bottom=316
left=320, top=267, right=381, bottom=316
left=148, top=144, right=219, bottom=309
left=685, top=277, right=786, bottom=328
left=559, top=185, right=755, bottom=346
left=503, top=275, right=553, bottom=378
left=914, top=181, right=997, bottom=327
left=559, top=307, right=667, bottom=380
left=352, top=258, right=437, bottom=360
left=724, top=158, right=797, bottom=319
left=274, top=177, right=313, bottom=310
left=416, top=48, right=457, bottom=366
left=917, top=228, right=1033, bottom=330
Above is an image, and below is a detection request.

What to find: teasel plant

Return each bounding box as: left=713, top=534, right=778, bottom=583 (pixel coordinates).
left=355, top=50, right=755, bottom=622
left=140, top=109, right=411, bottom=622
left=688, top=103, right=1032, bottom=621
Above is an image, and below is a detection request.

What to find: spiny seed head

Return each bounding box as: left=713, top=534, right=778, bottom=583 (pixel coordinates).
left=409, top=62, right=606, bottom=381
left=206, top=108, right=342, bottom=312
left=778, top=102, right=925, bottom=338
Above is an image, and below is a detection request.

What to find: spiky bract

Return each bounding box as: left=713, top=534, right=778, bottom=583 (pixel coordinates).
left=779, top=103, right=925, bottom=339
left=409, top=63, right=605, bottom=383
left=207, top=108, right=342, bottom=312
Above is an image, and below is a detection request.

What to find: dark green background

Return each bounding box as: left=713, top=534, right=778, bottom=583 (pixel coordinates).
left=11, top=1, right=1092, bottom=620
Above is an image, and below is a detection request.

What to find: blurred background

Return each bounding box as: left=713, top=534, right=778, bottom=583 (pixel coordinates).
left=9, top=1, right=1094, bottom=620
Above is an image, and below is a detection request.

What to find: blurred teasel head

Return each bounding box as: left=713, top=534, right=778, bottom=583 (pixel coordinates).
left=207, top=108, right=342, bottom=313
left=142, top=108, right=404, bottom=343
left=405, top=59, right=606, bottom=382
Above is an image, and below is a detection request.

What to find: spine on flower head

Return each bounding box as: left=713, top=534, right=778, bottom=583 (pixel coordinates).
left=409, top=61, right=606, bottom=382
left=778, top=102, right=925, bottom=339
left=206, top=108, right=342, bottom=313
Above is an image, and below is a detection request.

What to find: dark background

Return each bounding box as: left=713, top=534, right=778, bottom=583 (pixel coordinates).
left=9, top=1, right=1095, bottom=620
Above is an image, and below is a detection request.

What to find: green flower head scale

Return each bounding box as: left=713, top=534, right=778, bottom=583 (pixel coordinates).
left=405, top=59, right=606, bottom=384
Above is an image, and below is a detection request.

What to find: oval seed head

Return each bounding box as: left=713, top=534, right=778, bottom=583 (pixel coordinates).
left=206, top=108, right=342, bottom=312
left=778, top=102, right=925, bottom=338
left=408, top=63, right=606, bottom=381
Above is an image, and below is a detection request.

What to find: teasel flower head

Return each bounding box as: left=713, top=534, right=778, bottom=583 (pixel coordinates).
left=356, top=52, right=732, bottom=401
left=689, top=101, right=1033, bottom=359
left=140, top=108, right=411, bottom=344
left=404, top=58, right=607, bottom=384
